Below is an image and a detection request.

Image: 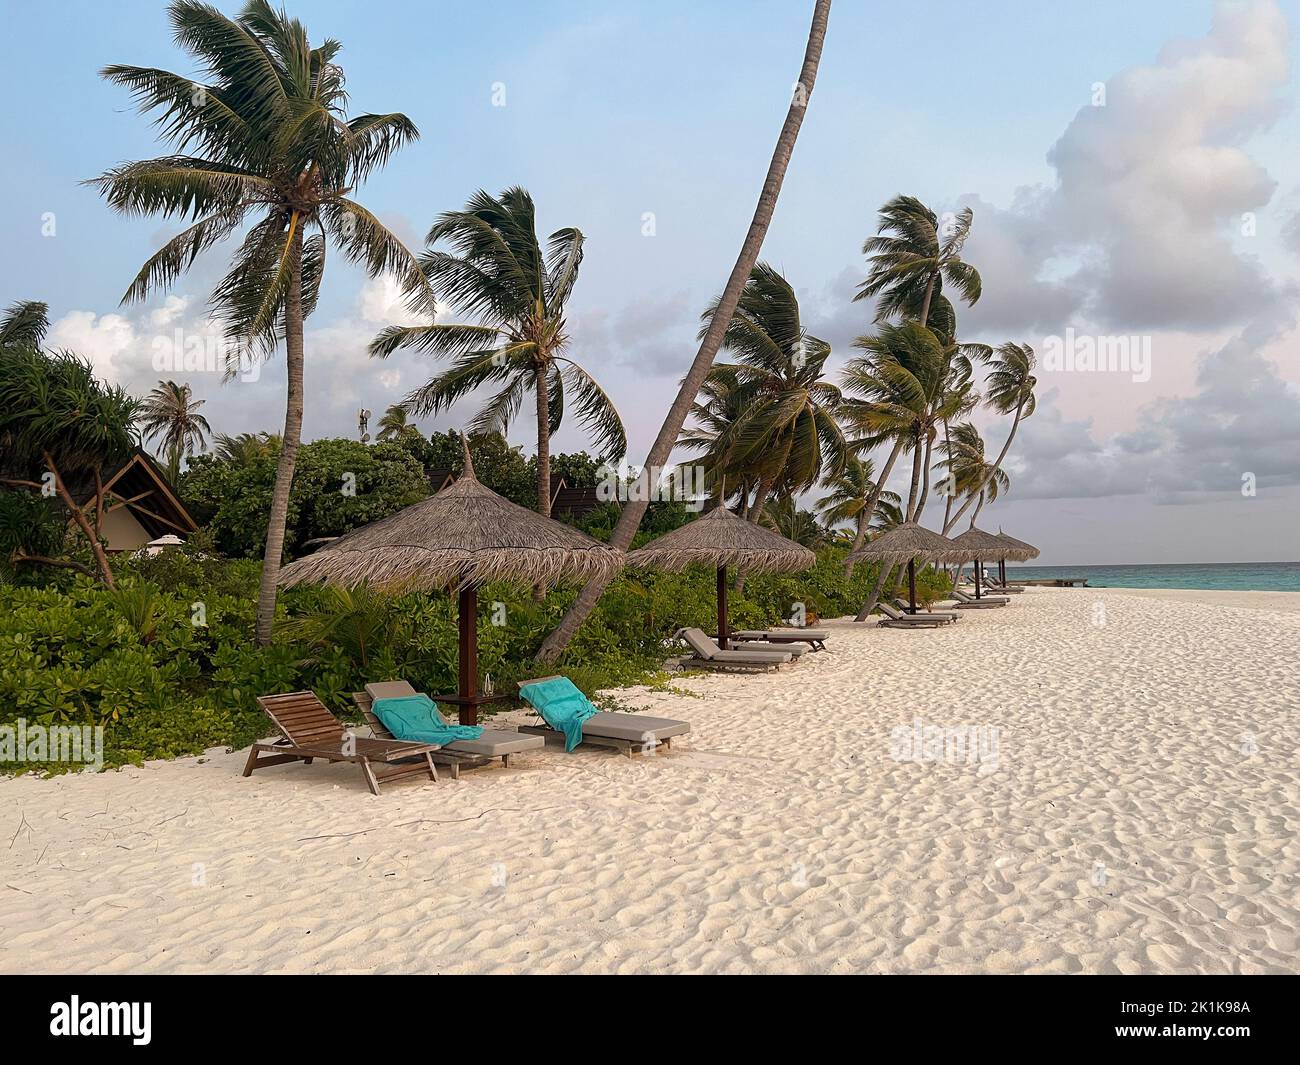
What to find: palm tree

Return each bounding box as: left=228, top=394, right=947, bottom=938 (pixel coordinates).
left=91, top=0, right=430, bottom=645
left=370, top=187, right=626, bottom=515
left=376, top=403, right=420, bottom=443
left=0, top=300, right=50, bottom=347
left=139, top=380, right=211, bottom=461
left=676, top=365, right=756, bottom=510
left=694, top=263, right=847, bottom=524
left=537, top=0, right=831, bottom=662
left=936, top=421, right=1009, bottom=527
left=839, top=321, right=954, bottom=539
left=760, top=493, right=824, bottom=548
left=213, top=431, right=281, bottom=464
left=816, top=455, right=900, bottom=544
left=855, top=196, right=981, bottom=330
left=943, top=342, right=1037, bottom=533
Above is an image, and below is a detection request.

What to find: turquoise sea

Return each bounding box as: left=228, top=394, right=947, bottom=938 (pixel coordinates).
left=1005, top=562, right=1300, bottom=592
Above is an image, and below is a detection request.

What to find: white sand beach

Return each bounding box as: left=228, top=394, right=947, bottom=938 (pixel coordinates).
left=2, top=587, right=1297, bottom=974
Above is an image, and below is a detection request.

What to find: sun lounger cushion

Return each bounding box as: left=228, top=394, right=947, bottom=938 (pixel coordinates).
left=372, top=695, right=484, bottom=746
left=726, top=640, right=807, bottom=656
left=580, top=712, right=691, bottom=742
left=518, top=677, right=600, bottom=751
left=734, top=628, right=830, bottom=640
left=679, top=627, right=790, bottom=663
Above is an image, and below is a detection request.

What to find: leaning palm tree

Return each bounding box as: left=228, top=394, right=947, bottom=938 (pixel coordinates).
left=937, top=421, right=1010, bottom=529
left=838, top=321, right=953, bottom=571
left=0, top=300, right=50, bottom=348
left=91, top=0, right=430, bottom=645
left=375, top=403, right=419, bottom=443
left=855, top=196, right=981, bottom=329
left=696, top=263, right=848, bottom=523
left=213, top=430, right=281, bottom=464
left=370, top=187, right=626, bottom=515
left=537, top=0, right=831, bottom=661
left=139, top=380, right=211, bottom=460
left=943, top=342, right=1036, bottom=533
left=816, top=455, right=900, bottom=544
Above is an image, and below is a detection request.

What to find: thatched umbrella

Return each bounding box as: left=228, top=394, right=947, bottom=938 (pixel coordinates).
left=279, top=438, right=622, bottom=724
left=844, top=521, right=965, bottom=614
left=948, top=526, right=1011, bottom=599
left=625, top=505, right=814, bottom=648
left=994, top=529, right=1040, bottom=586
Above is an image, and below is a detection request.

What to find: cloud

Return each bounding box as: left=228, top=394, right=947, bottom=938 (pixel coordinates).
left=961, top=0, right=1290, bottom=337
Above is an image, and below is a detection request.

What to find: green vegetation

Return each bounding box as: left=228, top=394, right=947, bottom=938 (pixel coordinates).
left=0, top=543, right=936, bottom=774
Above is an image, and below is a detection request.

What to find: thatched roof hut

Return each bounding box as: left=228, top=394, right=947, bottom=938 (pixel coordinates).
left=625, top=505, right=814, bottom=573
left=845, top=521, right=965, bottom=565
left=278, top=438, right=622, bottom=723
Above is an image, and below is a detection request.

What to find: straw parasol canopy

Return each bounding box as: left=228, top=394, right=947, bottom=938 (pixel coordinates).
left=844, top=521, right=966, bottom=566
left=280, top=441, right=622, bottom=592
left=625, top=505, right=815, bottom=573
left=947, top=525, right=1012, bottom=562
left=625, top=505, right=814, bottom=649
left=995, top=529, right=1040, bottom=561
left=278, top=436, right=622, bottom=723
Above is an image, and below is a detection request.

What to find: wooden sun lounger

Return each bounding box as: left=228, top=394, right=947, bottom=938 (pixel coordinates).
left=715, top=637, right=809, bottom=656
left=982, top=578, right=1024, bottom=593
left=877, top=601, right=957, bottom=627
left=950, top=589, right=1009, bottom=608
left=354, top=682, right=544, bottom=777
left=728, top=628, right=830, bottom=651
left=245, top=691, right=440, bottom=796
left=888, top=598, right=960, bottom=621
left=515, top=676, right=690, bottom=756
left=677, top=627, right=794, bottom=672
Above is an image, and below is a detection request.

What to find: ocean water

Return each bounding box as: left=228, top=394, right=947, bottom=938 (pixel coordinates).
left=1004, top=562, right=1300, bottom=592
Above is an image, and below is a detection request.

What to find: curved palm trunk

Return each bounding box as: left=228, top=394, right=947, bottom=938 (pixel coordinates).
left=855, top=562, right=894, bottom=622
left=943, top=399, right=1024, bottom=534
left=536, top=0, right=832, bottom=662
left=912, top=431, right=934, bottom=523
left=904, top=436, right=924, bottom=521
left=254, top=221, right=304, bottom=646
left=843, top=436, right=903, bottom=576
left=970, top=488, right=987, bottom=526
left=534, top=364, right=552, bottom=516
left=941, top=418, right=955, bottom=530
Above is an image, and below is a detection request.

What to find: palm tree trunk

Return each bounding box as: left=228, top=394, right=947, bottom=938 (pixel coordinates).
left=970, top=488, right=987, bottom=526
left=536, top=0, right=832, bottom=662
left=855, top=563, right=894, bottom=622
left=843, top=436, right=903, bottom=576
left=254, top=219, right=304, bottom=647
left=941, top=418, right=955, bottom=530
left=913, top=431, right=934, bottom=523
left=904, top=437, right=923, bottom=521
left=943, top=400, right=1024, bottom=534
left=734, top=469, right=777, bottom=596
left=534, top=364, right=551, bottom=516
left=918, top=272, right=937, bottom=330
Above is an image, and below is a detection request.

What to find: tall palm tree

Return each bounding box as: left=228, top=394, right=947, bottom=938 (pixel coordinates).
left=0, top=300, right=50, bottom=347
left=816, top=455, right=900, bottom=544
left=855, top=196, right=981, bottom=329
left=91, top=0, right=430, bottom=645
left=139, top=379, right=211, bottom=460
left=376, top=403, right=419, bottom=443
left=213, top=430, right=281, bottom=464
left=694, top=263, right=847, bottom=523
left=943, top=342, right=1037, bottom=533
left=370, top=187, right=626, bottom=515
left=537, top=0, right=831, bottom=661
left=936, top=421, right=1009, bottom=527
left=676, top=365, right=756, bottom=511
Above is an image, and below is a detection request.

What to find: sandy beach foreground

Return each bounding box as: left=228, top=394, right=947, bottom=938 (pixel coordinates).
left=2, top=587, right=1297, bottom=974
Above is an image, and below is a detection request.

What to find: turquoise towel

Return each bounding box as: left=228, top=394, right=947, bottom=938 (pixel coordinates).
left=372, top=695, right=484, bottom=746
left=519, top=677, right=598, bottom=752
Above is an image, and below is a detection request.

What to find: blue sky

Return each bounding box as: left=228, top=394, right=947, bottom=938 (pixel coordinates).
left=3, top=0, right=1299, bottom=564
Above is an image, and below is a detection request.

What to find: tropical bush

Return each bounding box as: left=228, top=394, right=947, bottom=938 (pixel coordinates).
left=0, top=542, right=943, bottom=774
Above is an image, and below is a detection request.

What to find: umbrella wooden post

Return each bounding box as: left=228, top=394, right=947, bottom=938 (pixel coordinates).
left=1000, top=558, right=1006, bottom=585
left=974, top=560, right=983, bottom=599
left=457, top=584, right=478, bottom=726
left=716, top=564, right=729, bottom=650
left=907, top=558, right=918, bottom=613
